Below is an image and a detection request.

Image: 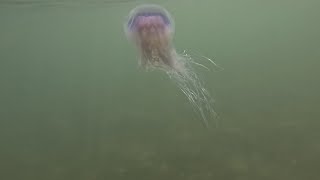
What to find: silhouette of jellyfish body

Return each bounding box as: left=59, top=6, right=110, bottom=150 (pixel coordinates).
left=125, top=4, right=218, bottom=127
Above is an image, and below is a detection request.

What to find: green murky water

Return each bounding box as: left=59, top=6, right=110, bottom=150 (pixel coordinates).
left=0, top=0, right=319, bottom=179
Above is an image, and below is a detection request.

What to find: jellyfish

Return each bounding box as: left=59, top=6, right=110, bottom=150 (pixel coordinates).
left=124, top=4, right=219, bottom=127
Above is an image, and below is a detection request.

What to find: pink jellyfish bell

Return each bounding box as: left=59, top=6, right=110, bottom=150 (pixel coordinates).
left=124, top=4, right=180, bottom=71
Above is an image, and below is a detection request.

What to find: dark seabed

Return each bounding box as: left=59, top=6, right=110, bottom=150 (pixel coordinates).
left=0, top=0, right=320, bottom=180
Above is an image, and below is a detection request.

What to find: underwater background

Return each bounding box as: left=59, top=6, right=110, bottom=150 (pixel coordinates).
left=0, top=0, right=319, bottom=179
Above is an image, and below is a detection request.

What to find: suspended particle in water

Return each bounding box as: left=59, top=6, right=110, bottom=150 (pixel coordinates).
left=124, top=4, right=221, bottom=127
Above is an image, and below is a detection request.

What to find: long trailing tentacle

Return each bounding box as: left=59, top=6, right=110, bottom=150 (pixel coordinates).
left=164, top=50, right=220, bottom=128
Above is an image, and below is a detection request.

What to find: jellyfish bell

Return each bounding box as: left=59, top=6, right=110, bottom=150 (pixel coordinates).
left=124, top=4, right=181, bottom=71
left=124, top=4, right=175, bottom=42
